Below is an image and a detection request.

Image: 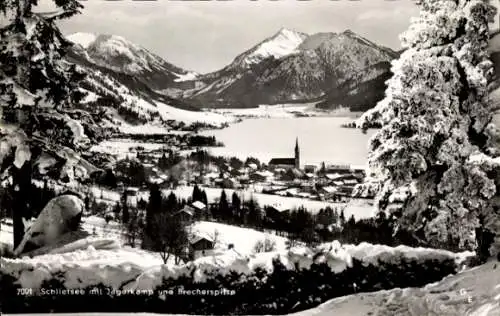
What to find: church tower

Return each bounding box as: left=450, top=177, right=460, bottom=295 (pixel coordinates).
left=294, top=137, right=300, bottom=169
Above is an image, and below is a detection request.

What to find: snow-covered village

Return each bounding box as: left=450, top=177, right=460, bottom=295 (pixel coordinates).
left=1, top=0, right=500, bottom=315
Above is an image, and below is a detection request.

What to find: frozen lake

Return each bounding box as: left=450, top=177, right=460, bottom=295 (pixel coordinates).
left=201, top=117, right=377, bottom=166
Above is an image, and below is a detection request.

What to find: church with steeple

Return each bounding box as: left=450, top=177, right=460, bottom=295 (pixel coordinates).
left=268, top=137, right=301, bottom=170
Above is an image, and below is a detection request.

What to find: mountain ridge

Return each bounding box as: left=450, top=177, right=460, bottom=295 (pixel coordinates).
left=66, top=28, right=401, bottom=113
left=178, top=28, right=398, bottom=109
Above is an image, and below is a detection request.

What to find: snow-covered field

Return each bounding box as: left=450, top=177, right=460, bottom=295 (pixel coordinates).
left=89, top=139, right=166, bottom=157
left=81, top=217, right=292, bottom=257
left=118, top=123, right=172, bottom=135
left=84, top=185, right=373, bottom=219
left=81, top=216, right=123, bottom=240
left=155, top=102, right=233, bottom=125
left=190, top=221, right=289, bottom=255
left=162, top=185, right=372, bottom=218
left=210, top=103, right=357, bottom=119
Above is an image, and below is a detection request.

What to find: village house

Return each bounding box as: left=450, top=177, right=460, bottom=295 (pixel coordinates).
left=189, top=235, right=215, bottom=260
left=191, top=201, right=208, bottom=219
left=174, top=205, right=195, bottom=223
left=320, top=186, right=338, bottom=200
left=304, top=164, right=317, bottom=174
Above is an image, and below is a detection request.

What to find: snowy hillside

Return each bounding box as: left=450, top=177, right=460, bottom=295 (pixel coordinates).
left=64, top=32, right=226, bottom=131
left=67, top=32, right=197, bottom=84
left=65, top=47, right=231, bottom=130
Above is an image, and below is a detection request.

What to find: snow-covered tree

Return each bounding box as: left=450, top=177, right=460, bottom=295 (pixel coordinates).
left=356, top=0, right=500, bottom=258
left=0, top=0, right=96, bottom=247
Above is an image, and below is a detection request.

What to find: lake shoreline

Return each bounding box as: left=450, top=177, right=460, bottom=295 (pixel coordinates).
left=200, top=116, right=375, bottom=167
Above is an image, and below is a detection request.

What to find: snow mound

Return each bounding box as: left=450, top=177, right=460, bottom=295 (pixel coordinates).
left=0, top=240, right=472, bottom=292
left=2, top=237, right=164, bottom=289
left=340, top=242, right=474, bottom=267
left=291, top=261, right=500, bottom=316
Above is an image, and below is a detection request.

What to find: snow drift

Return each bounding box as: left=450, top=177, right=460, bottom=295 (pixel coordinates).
left=0, top=239, right=472, bottom=292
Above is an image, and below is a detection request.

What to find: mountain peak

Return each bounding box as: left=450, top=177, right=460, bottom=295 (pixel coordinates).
left=240, top=28, right=308, bottom=66
left=66, top=32, right=195, bottom=86
left=273, top=27, right=305, bottom=38
left=342, top=29, right=356, bottom=35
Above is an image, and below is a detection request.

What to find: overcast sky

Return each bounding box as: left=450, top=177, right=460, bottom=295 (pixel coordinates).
left=36, top=0, right=421, bottom=73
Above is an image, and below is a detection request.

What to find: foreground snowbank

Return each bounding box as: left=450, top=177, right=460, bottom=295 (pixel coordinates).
left=291, top=260, right=500, bottom=316
left=0, top=238, right=472, bottom=291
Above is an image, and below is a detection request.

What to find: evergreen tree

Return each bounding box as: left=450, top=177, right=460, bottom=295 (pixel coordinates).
left=219, top=190, right=230, bottom=221
left=201, top=190, right=208, bottom=207
left=146, top=184, right=163, bottom=234
left=356, top=0, right=500, bottom=257
left=348, top=215, right=356, bottom=226
left=165, top=191, right=178, bottom=213
left=246, top=198, right=261, bottom=228
left=192, top=184, right=202, bottom=202
left=0, top=0, right=89, bottom=248
left=339, top=209, right=346, bottom=227
left=231, top=192, right=241, bottom=219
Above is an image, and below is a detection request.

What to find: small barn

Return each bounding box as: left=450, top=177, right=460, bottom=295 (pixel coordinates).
left=191, top=201, right=208, bottom=220
left=189, top=235, right=215, bottom=260
left=174, top=205, right=195, bottom=223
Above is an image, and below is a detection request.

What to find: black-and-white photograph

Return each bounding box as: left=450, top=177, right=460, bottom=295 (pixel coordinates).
left=1, top=0, right=500, bottom=314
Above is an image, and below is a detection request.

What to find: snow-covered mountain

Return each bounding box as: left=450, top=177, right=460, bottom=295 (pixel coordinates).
left=64, top=29, right=399, bottom=112
left=180, top=29, right=398, bottom=109
left=67, top=32, right=198, bottom=90
left=69, top=60, right=230, bottom=134
left=62, top=32, right=233, bottom=133
left=232, top=28, right=308, bottom=68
